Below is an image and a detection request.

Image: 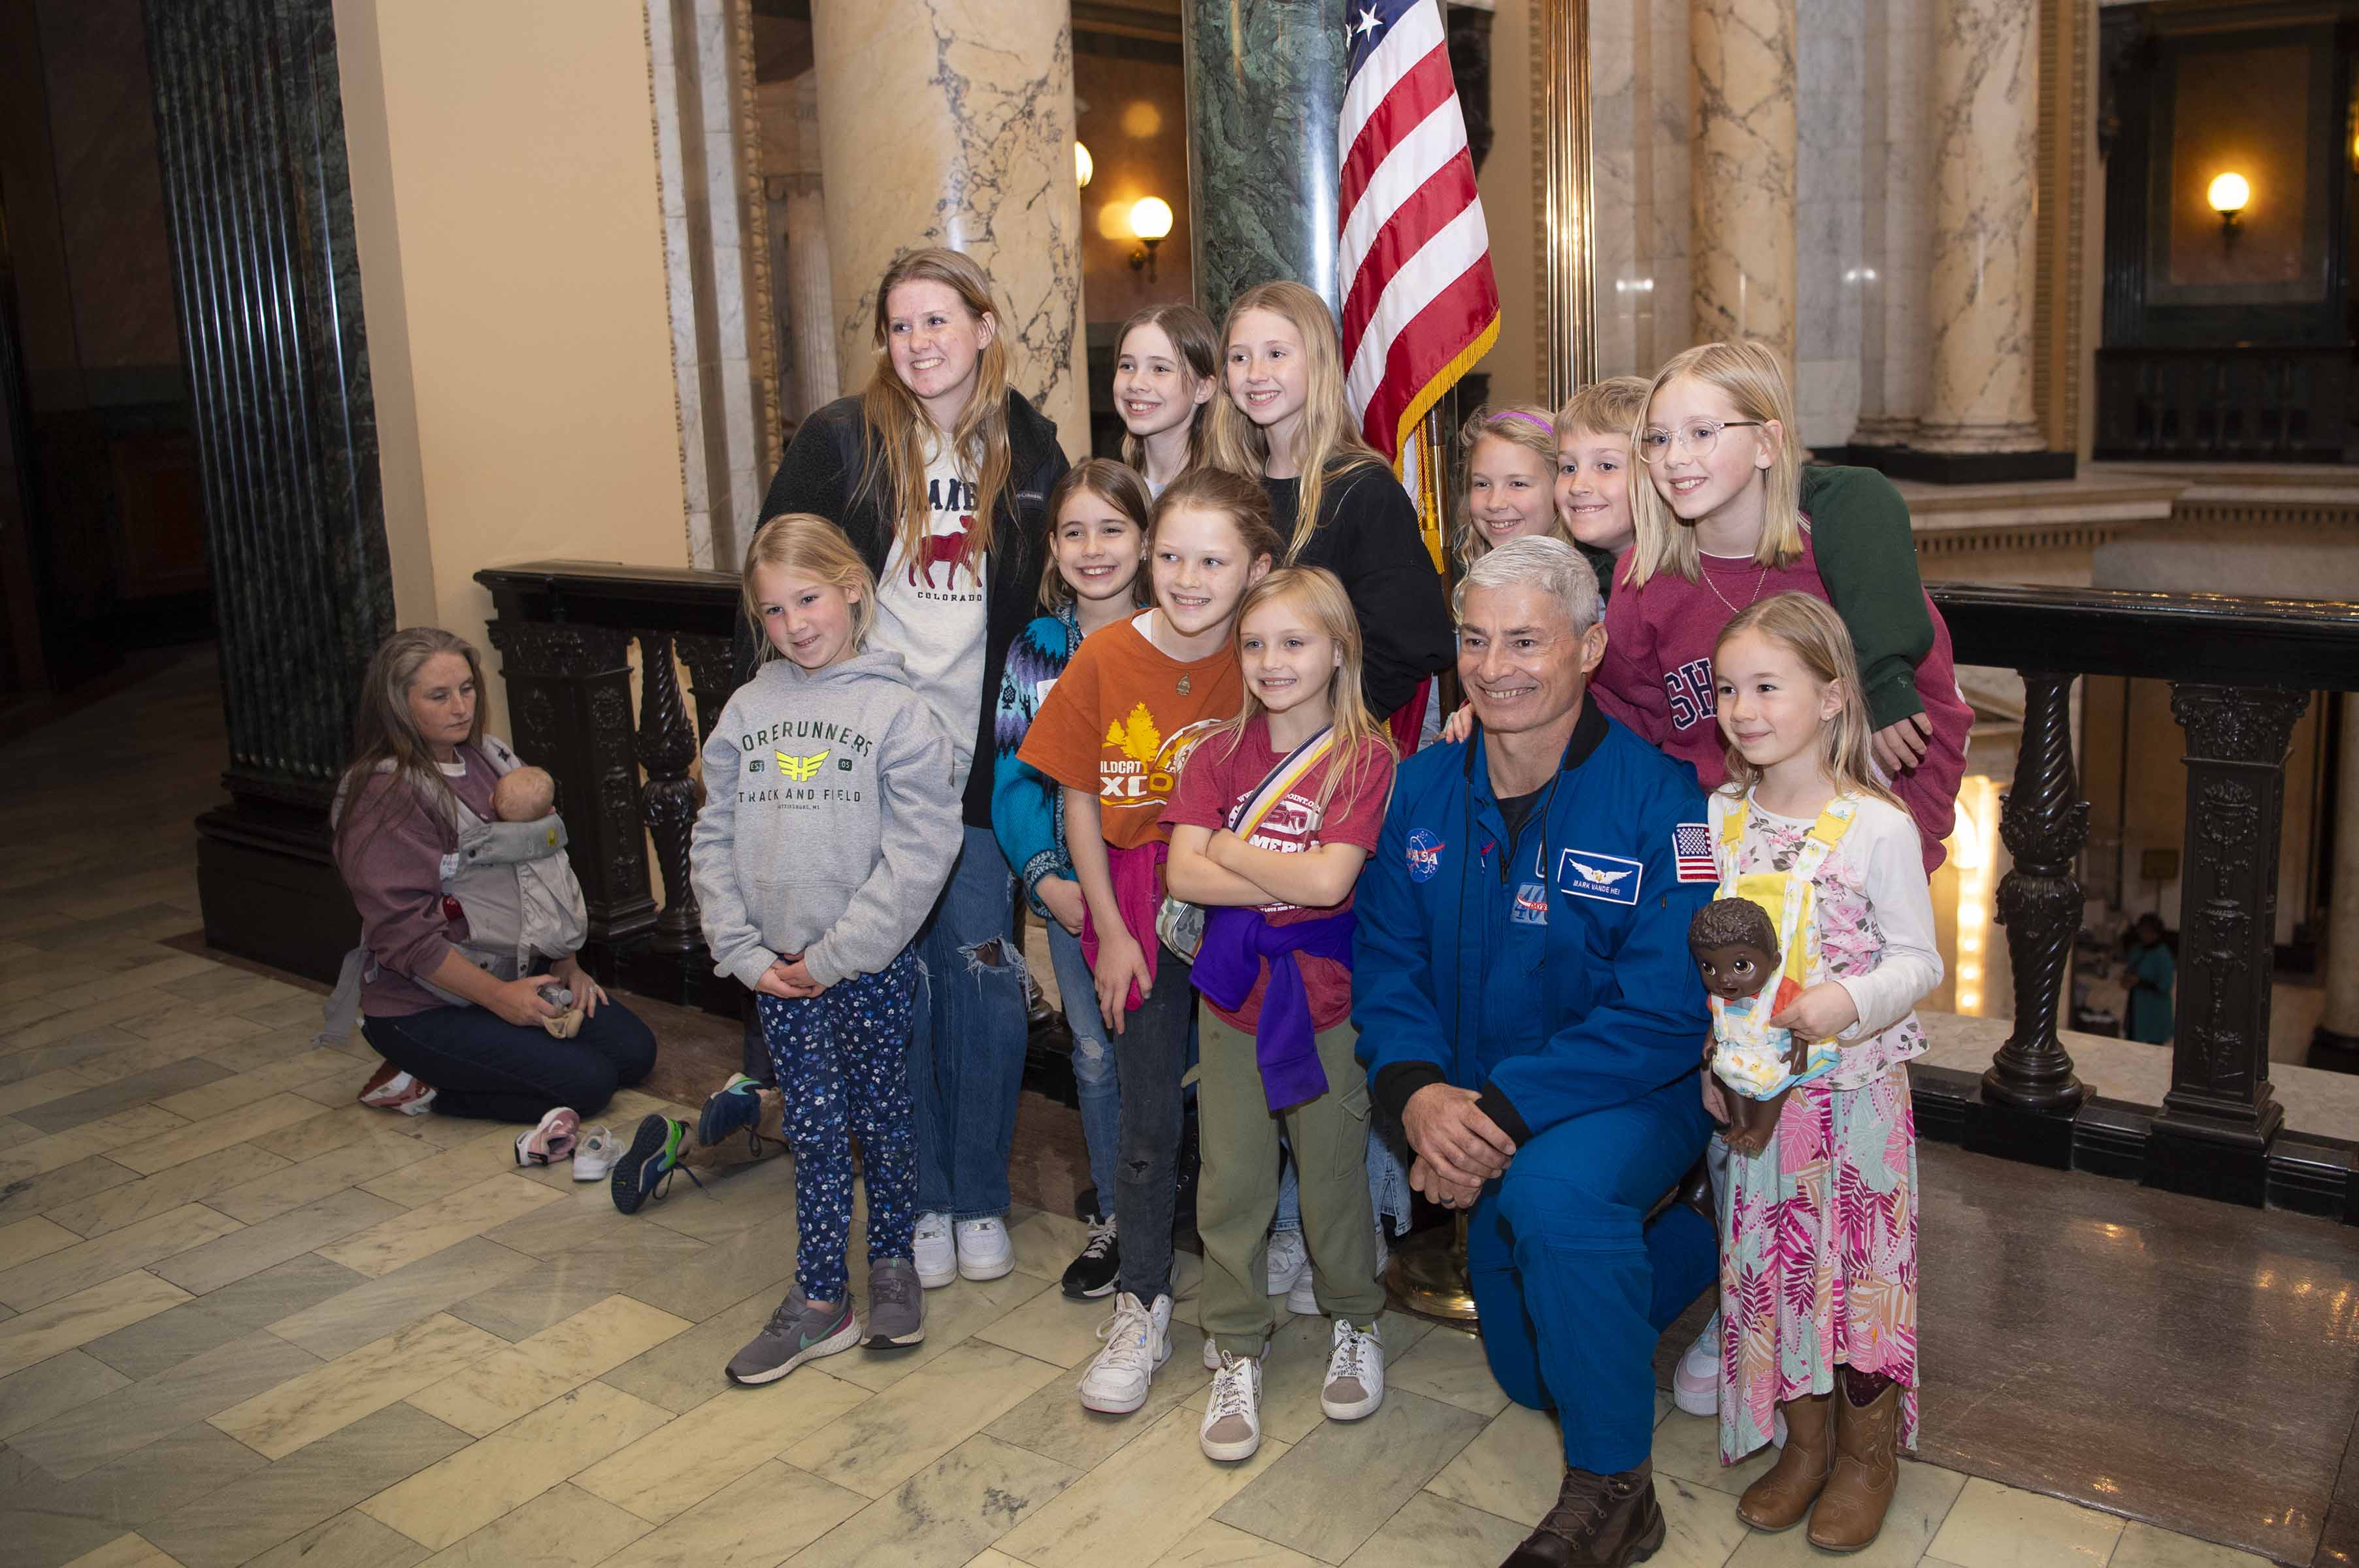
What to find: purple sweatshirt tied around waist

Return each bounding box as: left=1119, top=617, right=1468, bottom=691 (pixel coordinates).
left=1190, top=904, right=1356, bottom=1112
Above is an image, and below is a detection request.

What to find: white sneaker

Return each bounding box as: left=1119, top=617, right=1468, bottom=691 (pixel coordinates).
left=912, top=1213, right=956, bottom=1288
left=1265, top=1229, right=1308, bottom=1296
left=1285, top=1271, right=1319, bottom=1316
left=1673, top=1312, right=1719, bottom=1416
left=1320, top=1318, right=1384, bottom=1420
left=1200, top=1350, right=1265, bottom=1461
left=955, top=1216, right=1014, bottom=1281
left=1078, top=1291, right=1172, bottom=1413
left=570, top=1125, right=618, bottom=1181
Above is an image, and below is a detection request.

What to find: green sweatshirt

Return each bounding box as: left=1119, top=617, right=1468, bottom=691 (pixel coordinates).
left=1802, top=465, right=1934, bottom=730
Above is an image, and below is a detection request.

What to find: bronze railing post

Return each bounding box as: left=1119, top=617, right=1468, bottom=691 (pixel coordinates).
left=633, top=631, right=702, bottom=957
left=1983, top=670, right=2090, bottom=1115
left=2147, top=683, right=2307, bottom=1202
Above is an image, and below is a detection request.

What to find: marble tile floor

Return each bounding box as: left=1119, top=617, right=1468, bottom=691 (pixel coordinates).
left=1, top=653, right=2349, bottom=1568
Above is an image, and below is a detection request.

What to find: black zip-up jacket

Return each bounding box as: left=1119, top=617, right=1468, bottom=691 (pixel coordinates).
left=753, top=390, right=1067, bottom=829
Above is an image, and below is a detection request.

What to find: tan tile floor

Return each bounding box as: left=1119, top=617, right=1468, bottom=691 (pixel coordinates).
left=0, top=654, right=2298, bottom=1567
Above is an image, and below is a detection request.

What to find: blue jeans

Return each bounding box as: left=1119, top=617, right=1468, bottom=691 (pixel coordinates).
left=1046, top=919, right=1120, bottom=1212
left=909, top=825, right=1028, bottom=1220
left=1464, top=1076, right=1715, bottom=1474
left=361, top=1000, right=655, bottom=1122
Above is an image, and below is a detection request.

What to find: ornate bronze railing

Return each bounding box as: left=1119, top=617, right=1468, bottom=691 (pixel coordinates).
left=477, top=562, right=2358, bottom=1214
left=1924, top=582, right=2358, bottom=1215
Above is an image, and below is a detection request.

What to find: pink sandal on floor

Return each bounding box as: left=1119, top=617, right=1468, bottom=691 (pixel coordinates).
left=516, top=1107, right=582, bottom=1166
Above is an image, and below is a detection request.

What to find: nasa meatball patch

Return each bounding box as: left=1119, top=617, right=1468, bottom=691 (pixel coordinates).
left=1557, top=847, right=1643, bottom=906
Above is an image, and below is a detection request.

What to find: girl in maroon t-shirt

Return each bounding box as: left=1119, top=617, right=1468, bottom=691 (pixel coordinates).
left=1164, top=566, right=1398, bottom=1465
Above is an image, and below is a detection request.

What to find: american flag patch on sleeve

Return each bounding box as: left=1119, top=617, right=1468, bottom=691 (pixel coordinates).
left=1673, top=823, right=1718, bottom=883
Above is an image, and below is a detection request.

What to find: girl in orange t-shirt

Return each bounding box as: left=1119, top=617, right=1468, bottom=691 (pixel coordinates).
left=1017, top=466, right=1279, bottom=1416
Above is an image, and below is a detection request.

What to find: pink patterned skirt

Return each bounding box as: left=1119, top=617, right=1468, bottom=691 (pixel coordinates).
left=1717, top=1064, right=1920, bottom=1463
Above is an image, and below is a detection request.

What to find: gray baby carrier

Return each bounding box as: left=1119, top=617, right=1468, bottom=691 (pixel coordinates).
left=318, top=736, right=581, bottom=1041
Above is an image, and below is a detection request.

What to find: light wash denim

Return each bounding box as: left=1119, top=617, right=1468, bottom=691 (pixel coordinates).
left=908, top=826, right=1028, bottom=1220
left=1046, top=917, right=1120, bottom=1213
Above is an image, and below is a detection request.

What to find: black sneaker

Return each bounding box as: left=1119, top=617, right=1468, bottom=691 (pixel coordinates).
left=611, top=1115, right=700, bottom=1215
left=1061, top=1214, right=1120, bottom=1299
left=697, top=1073, right=764, bottom=1150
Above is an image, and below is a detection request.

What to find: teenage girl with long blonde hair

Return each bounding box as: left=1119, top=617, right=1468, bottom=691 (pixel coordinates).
left=758, top=246, right=1068, bottom=1291
left=1206, top=281, right=1451, bottom=731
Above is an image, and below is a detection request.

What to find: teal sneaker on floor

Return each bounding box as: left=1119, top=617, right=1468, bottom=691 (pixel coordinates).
left=696, top=1073, right=765, bottom=1151
left=611, top=1115, right=699, bottom=1215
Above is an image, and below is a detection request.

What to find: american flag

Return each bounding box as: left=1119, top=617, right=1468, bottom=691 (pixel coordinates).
left=1338, top=0, right=1501, bottom=466
left=1673, top=823, right=1720, bottom=885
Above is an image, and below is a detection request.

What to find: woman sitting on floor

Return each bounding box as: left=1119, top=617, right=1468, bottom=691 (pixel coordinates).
left=329, top=627, right=656, bottom=1130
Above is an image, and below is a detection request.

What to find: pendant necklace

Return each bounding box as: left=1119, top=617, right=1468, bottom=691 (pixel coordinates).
left=1704, top=559, right=1771, bottom=615
left=1177, top=674, right=1193, bottom=696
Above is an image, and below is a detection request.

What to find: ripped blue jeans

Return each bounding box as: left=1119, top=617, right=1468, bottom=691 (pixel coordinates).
left=1046, top=917, right=1119, bottom=1214
left=909, top=825, right=1029, bottom=1221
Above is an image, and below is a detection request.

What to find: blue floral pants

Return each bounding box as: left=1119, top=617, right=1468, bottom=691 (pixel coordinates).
left=756, top=948, right=919, bottom=1303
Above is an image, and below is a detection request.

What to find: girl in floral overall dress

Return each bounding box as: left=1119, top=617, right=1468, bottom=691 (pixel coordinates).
left=1704, top=593, right=1942, bottom=1553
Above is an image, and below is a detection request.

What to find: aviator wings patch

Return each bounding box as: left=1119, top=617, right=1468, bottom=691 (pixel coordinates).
left=1557, top=848, right=1643, bottom=905
left=775, top=749, right=831, bottom=782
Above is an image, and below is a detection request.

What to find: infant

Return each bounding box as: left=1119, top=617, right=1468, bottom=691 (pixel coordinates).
left=487, top=766, right=589, bottom=1035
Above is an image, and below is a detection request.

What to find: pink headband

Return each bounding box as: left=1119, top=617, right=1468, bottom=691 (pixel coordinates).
left=1496, top=410, right=1554, bottom=434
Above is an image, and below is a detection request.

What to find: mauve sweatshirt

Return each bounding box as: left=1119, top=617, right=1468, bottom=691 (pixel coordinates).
left=334, top=748, right=497, bottom=1017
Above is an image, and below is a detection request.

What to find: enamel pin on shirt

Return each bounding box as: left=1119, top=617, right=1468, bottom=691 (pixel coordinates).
left=1177, top=674, right=1192, bottom=696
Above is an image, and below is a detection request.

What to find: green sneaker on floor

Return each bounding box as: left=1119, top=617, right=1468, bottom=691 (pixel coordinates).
left=611, top=1115, right=700, bottom=1215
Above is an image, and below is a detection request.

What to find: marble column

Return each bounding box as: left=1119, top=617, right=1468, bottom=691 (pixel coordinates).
left=808, top=0, right=1085, bottom=446
left=146, top=0, right=395, bottom=980
left=2316, top=693, right=2359, bottom=1063
left=1180, top=0, right=1348, bottom=321
left=1690, top=0, right=1796, bottom=367
left=1915, top=0, right=2043, bottom=453
left=765, top=74, right=838, bottom=432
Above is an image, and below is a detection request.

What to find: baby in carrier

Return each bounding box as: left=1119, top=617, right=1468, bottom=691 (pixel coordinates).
left=484, top=766, right=589, bottom=1036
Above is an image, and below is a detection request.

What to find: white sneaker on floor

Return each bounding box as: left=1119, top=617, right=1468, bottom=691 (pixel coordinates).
left=955, top=1217, right=1014, bottom=1281
left=1320, top=1318, right=1384, bottom=1420
left=912, top=1213, right=956, bottom=1288
left=1674, top=1312, right=1719, bottom=1417
left=1285, top=1271, right=1319, bottom=1315
left=1078, top=1291, right=1172, bottom=1414
left=1200, top=1350, right=1265, bottom=1462
left=570, top=1125, right=618, bottom=1181
left=1266, top=1229, right=1307, bottom=1296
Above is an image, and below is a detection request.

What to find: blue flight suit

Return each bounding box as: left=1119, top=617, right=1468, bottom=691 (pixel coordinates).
left=1355, top=701, right=1717, bottom=1474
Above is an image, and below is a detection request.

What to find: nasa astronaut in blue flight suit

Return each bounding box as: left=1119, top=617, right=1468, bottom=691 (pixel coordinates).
left=1355, top=538, right=1717, bottom=1568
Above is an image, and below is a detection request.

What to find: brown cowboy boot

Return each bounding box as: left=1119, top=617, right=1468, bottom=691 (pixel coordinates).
left=1735, top=1392, right=1833, bottom=1531
left=1501, top=1460, right=1666, bottom=1567
left=1807, top=1380, right=1900, bottom=1552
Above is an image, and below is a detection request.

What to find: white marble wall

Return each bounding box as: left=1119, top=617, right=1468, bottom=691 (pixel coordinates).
left=648, top=0, right=766, bottom=572
left=1793, top=0, right=1862, bottom=449
left=1855, top=0, right=1937, bottom=446
left=1591, top=0, right=1692, bottom=381
left=1689, top=0, right=1797, bottom=368
left=809, top=0, right=1087, bottom=449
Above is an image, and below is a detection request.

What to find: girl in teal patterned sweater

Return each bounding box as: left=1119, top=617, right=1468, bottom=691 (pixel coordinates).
left=991, top=459, right=1153, bottom=1299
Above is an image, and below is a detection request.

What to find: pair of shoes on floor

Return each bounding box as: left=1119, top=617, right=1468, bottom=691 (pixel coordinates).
left=358, top=1061, right=436, bottom=1116
left=1195, top=1318, right=1384, bottom=1462
left=912, top=1212, right=1013, bottom=1288
left=725, top=1259, right=926, bottom=1385
left=1734, top=1382, right=1901, bottom=1550
left=514, top=1107, right=579, bottom=1168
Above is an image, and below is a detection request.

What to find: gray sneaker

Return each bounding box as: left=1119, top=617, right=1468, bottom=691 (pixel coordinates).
left=863, top=1258, right=926, bottom=1348
left=725, top=1286, right=859, bottom=1386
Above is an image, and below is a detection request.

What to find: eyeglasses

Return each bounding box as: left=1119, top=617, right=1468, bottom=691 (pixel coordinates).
left=1636, top=419, right=1768, bottom=464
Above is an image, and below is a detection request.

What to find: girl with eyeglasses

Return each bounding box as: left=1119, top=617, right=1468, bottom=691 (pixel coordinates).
left=1587, top=339, right=1970, bottom=1431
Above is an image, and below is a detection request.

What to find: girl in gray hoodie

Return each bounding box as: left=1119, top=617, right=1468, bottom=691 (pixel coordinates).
left=689, top=514, right=963, bottom=1386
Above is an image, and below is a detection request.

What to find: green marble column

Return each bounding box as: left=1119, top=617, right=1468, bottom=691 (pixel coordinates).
left=1181, top=0, right=1349, bottom=320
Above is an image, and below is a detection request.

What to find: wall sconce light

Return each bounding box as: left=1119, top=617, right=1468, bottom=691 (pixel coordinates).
left=2207, top=171, right=2249, bottom=240
left=1129, top=197, right=1173, bottom=282
left=1075, top=142, right=1093, bottom=189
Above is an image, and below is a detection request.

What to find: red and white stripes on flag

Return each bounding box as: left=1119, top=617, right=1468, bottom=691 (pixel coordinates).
left=1338, top=0, right=1500, bottom=468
